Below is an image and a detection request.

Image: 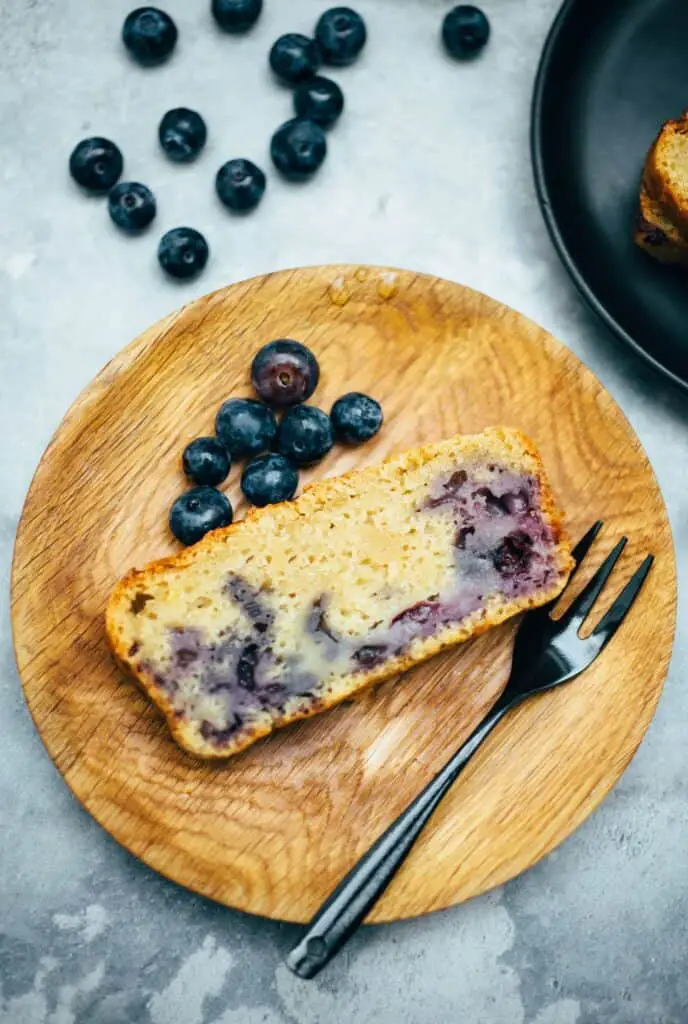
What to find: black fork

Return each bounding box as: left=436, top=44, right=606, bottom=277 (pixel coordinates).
left=286, top=523, right=654, bottom=979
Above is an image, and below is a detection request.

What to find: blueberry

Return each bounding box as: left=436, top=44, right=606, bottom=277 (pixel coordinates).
left=492, top=531, right=533, bottom=575
left=269, top=33, right=321, bottom=84
left=182, top=437, right=231, bottom=485
left=330, top=392, right=383, bottom=443
left=122, top=7, right=178, bottom=65
left=278, top=405, right=333, bottom=466
left=315, top=7, right=367, bottom=66
left=157, top=227, right=209, bottom=280
left=216, top=159, right=266, bottom=212
left=159, top=108, right=207, bottom=162
left=241, top=453, right=298, bottom=506
left=236, top=642, right=260, bottom=689
left=215, top=398, right=277, bottom=458
left=169, top=486, right=233, bottom=545
left=271, top=119, right=327, bottom=181
left=211, top=0, right=263, bottom=33
left=251, top=339, right=320, bottom=407
left=352, top=644, right=387, bottom=668
left=294, top=76, right=344, bottom=129
left=442, top=5, right=490, bottom=59
left=108, top=182, right=156, bottom=232
left=69, top=137, right=123, bottom=193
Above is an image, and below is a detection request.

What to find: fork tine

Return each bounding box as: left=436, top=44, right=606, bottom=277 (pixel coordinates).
left=569, top=521, right=604, bottom=574
left=536, top=522, right=605, bottom=618
left=593, top=555, right=654, bottom=641
left=560, top=536, right=628, bottom=627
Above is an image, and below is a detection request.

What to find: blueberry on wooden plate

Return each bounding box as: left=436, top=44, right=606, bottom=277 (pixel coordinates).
left=294, top=76, right=344, bottom=128
left=241, top=453, right=298, bottom=506
left=251, top=339, right=320, bottom=407
left=215, top=398, right=278, bottom=458
left=159, top=108, right=207, bottom=162
left=158, top=227, right=209, bottom=279
left=122, top=7, right=178, bottom=65
left=269, top=33, right=322, bottom=84
left=108, top=182, right=156, bottom=231
left=315, top=7, right=367, bottom=66
left=182, top=437, right=231, bottom=486
left=442, top=5, right=490, bottom=59
left=331, top=392, right=383, bottom=443
left=211, top=0, right=263, bottom=33
left=216, top=159, right=266, bottom=212
left=278, top=405, right=333, bottom=465
left=169, top=486, right=232, bottom=545
left=271, top=119, right=327, bottom=180
left=69, top=138, right=123, bottom=193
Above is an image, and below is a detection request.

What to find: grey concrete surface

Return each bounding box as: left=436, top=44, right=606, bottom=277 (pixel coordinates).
left=1, top=0, right=686, bottom=1021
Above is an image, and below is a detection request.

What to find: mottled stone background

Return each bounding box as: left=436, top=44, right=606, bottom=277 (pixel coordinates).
left=1, top=1, right=686, bottom=1021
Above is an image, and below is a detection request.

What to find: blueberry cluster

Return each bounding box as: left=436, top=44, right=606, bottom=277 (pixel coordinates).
left=68, top=4, right=369, bottom=281
left=169, top=340, right=383, bottom=545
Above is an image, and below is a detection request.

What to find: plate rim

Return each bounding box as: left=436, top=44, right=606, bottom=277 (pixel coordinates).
left=530, top=0, right=688, bottom=395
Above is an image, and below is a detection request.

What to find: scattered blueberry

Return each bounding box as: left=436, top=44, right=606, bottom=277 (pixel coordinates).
left=182, top=437, right=231, bottom=485
left=269, top=33, right=322, bottom=84
left=216, top=159, right=266, bottom=212
left=108, top=181, right=156, bottom=232
left=241, top=453, right=299, bottom=506
left=69, top=138, right=123, bottom=193
left=278, top=405, right=333, bottom=465
left=315, top=7, right=367, bottom=66
left=169, top=486, right=233, bottom=545
left=330, top=392, right=383, bottom=443
left=215, top=398, right=278, bottom=458
left=251, top=339, right=320, bottom=407
left=271, top=119, right=327, bottom=180
left=294, top=76, right=344, bottom=128
left=211, top=0, right=263, bottom=33
left=157, top=227, right=209, bottom=279
left=442, top=5, right=490, bottom=59
left=122, top=7, right=178, bottom=66
left=159, top=108, right=207, bottom=162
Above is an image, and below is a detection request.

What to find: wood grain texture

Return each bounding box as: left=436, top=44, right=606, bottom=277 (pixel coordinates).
left=11, top=265, right=676, bottom=924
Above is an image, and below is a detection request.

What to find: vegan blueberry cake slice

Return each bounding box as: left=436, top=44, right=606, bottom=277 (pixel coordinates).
left=106, top=428, right=573, bottom=759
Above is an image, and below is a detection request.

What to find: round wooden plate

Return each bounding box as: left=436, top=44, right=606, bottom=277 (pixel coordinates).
left=12, top=266, right=676, bottom=924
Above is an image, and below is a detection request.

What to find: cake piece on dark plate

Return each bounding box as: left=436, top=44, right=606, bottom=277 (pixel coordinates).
left=635, top=112, right=688, bottom=267
left=635, top=183, right=688, bottom=266
left=106, top=428, right=573, bottom=759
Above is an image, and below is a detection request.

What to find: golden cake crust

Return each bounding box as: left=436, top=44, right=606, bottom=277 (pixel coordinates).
left=644, top=112, right=688, bottom=239
left=635, top=183, right=688, bottom=265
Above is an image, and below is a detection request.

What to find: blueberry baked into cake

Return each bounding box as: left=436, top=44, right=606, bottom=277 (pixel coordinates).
left=106, top=428, right=573, bottom=759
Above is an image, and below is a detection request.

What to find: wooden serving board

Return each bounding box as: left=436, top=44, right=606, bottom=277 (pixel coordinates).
left=12, top=266, right=676, bottom=924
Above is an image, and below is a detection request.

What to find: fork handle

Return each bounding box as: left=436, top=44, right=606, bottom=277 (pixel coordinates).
left=286, top=693, right=513, bottom=979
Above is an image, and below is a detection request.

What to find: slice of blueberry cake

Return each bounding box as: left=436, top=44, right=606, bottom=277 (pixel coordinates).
left=107, top=428, right=573, bottom=759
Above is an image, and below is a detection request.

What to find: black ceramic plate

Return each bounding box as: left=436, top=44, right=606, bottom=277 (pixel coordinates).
left=532, top=0, right=688, bottom=391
